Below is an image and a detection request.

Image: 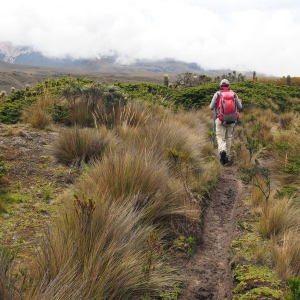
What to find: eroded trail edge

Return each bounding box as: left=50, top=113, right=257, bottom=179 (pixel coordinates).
left=178, top=165, right=244, bottom=300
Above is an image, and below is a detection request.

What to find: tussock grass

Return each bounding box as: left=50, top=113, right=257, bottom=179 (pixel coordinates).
left=28, top=196, right=176, bottom=300
left=193, top=160, right=220, bottom=196
left=114, top=109, right=212, bottom=199
left=3, top=96, right=217, bottom=298
left=233, top=143, right=249, bottom=168
left=69, top=100, right=93, bottom=127
left=279, top=111, right=296, bottom=130
left=0, top=248, right=18, bottom=300
left=114, top=110, right=205, bottom=162
left=236, top=107, right=300, bottom=287
left=79, top=149, right=169, bottom=201
left=257, top=196, right=300, bottom=239
left=23, top=94, right=53, bottom=129
left=250, top=188, right=266, bottom=208
left=267, top=124, right=300, bottom=186
left=77, top=148, right=200, bottom=229
left=93, top=100, right=154, bottom=131
left=27, top=105, right=52, bottom=129
left=270, top=231, right=300, bottom=280
left=52, top=126, right=118, bottom=166
left=197, top=105, right=215, bottom=125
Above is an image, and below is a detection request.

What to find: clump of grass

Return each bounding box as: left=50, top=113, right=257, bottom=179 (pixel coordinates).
left=77, top=148, right=200, bottom=230
left=24, top=102, right=52, bottom=129
left=279, top=111, right=296, bottom=130
left=117, top=101, right=152, bottom=128
left=79, top=149, right=168, bottom=201
left=27, top=195, right=176, bottom=299
left=69, top=100, right=93, bottom=127
left=43, top=183, right=52, bottom=201
left=270, top=231, right=300, bottom=280
left=256, top=196, right=300, bottom=239
left=91, top=86, right=127, bottom=129
left=52, top=126, right=117, bottom=166
left=232, top=142, right=249, bottom=168
left=113, top=111, right=210, bottom=204
left=250, top=188, right=266, bottom=208
left=22, top=91, right=54, bottom=129
left=0, top=248, right=18, bottom=300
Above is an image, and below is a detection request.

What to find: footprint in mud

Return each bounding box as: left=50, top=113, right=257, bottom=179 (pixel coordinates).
left=196, top=292, right=214, bottom=299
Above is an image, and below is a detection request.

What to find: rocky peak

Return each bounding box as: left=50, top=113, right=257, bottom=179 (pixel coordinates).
left=0, top=42, right=32, bottom=63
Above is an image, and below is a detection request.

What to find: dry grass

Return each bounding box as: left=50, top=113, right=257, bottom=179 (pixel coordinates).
left=94, top=100, right=152, bottom=129
left=266, top=123, right=300, bottom=185
left=27, top=196, right=176, bottom=299
left=79, top=148, right=169, bottom=201
left=52, top=126, right=118, bottom=166
left=0, top=248, right=18, bottom=300
left=232, top=143, right=249, bottom=168
left=238, top=108, right=300, bottom=283
left=279, top=111, right=296, bottom=130
left=2, top=99, right=221, bottom=298
left=270, top=231, right=300, bottom=280
left=69, top=100, right=93, bottom=127
left=253, top=242, right=269, bottom=265
left=22, top=93, right=53, bottom=129
left=77, top=148, right=201, bottom=229
left=250, top=188, right=266, bottom=208
left=256, top=196, right=300, bottom=239
left=77, top=109, right=209, bottom=236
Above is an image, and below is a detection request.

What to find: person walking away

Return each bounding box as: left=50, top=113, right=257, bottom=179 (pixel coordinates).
left=209, top=79, right=242, bottom=165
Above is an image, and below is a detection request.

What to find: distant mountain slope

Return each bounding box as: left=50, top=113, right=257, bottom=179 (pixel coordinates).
left=0, top=41, right=204, bottom=74
left=0, top=59, right=171, bottom=94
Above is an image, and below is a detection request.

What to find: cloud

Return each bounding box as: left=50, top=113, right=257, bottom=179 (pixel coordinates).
left=0, top=0, right=300, bottom=76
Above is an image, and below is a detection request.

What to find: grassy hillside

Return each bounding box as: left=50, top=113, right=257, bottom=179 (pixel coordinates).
left=1, top=78, right=300, bottom=125
left=0, top=77, right=300, bottom=299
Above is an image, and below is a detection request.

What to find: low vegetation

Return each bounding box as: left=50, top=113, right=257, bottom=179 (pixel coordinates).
left=230, top=96, right=300, bottom=298
left=0, top=74, right=300, bottom=299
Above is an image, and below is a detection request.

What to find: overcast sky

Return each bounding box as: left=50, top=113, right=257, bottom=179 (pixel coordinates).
left=1, top=0, right=300, bottom=76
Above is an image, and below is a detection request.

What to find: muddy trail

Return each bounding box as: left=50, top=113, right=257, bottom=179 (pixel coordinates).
left=177, top=164, right=246, bottom=300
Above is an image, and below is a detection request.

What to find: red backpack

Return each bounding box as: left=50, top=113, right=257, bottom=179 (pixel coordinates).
left=217, top=90, right=239, bottom=124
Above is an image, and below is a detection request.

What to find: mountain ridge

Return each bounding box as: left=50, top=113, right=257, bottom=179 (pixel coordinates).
left=0, top=42, right=205, bottom=74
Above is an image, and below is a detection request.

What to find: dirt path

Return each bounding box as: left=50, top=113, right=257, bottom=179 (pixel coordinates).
left=178, top=164, right=245, bottom=300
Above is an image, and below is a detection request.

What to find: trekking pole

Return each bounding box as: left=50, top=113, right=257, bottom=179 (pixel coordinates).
left=212, top=109, right=216, bottom=147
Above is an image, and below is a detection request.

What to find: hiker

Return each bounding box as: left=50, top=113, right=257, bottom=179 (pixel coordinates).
left=210, top=79, right=242, bottom=165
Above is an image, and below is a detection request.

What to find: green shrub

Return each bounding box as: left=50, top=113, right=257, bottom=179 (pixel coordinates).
left=283, top=155, right=300, bottom=175
left=287, top=277, right=300, bottom=300
left=47, top=101, right=70, bottom=124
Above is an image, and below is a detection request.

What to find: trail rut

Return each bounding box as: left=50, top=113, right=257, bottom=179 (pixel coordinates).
left=177, top=165, right=244, bottom=300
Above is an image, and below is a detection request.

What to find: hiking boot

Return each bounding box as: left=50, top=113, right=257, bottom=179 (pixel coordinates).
left=220, top=151, right=226, bottom=165
left=224, top=156, right=230, bottom=164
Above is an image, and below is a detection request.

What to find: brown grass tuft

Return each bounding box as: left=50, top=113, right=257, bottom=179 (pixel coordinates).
left=279, top=111, right=296, bottom=130
left=22, top=89, right=55, bottom=129
left=52, top=126, right=117, bottom=166
left=270, top=231, right=300, bottom=280
left=257, top=196, right=300, bottom=239
left=27, top=196, right=177, bottom=299
left=69, top=100, right=93, bottom=127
